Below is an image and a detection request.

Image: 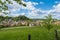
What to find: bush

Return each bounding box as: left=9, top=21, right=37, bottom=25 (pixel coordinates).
left=0, top=26, right=3, bottom=29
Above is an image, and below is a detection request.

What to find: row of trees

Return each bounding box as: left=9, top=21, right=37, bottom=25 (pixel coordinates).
left=0, top=15, right=30, bottom=21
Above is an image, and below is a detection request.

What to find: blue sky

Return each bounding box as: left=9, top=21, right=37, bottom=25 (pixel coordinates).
left=24, top=0, right=59, bottom=10
left=1, top=0, right=60, bottom=19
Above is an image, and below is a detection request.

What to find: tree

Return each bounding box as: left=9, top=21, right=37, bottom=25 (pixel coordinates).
left=0, top=0, right=26, bottom=11
left=4, top=16, right=9, bottom=21
left=43, top=14, right=54, bottom=31
left=0, top=15, right=3, bottom=21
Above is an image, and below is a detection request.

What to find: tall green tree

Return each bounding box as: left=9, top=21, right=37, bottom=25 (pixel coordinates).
left=43, top=14, right=54, bottom=31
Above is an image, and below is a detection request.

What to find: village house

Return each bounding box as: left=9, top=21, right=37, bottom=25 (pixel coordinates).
left=53, top=21, right=60, bottom=25
left=0, top=19, right=43, bottom=27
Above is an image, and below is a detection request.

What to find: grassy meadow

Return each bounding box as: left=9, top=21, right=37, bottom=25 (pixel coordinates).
left=0, top=26, right=60, bottom=40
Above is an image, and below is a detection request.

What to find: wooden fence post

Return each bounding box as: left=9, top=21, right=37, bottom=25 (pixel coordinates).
left=28, top=34, right=31, bottom=40
left=55, top=30, right=58, bottom=40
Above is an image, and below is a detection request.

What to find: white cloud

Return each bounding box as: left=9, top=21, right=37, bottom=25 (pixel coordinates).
left=9, top=1, right=37, bottom=11
left=55, top=1, right=60, bottom=4
left=40, top=2, right=44, bottom=4
left=8, top=13, right=25, bottom=17
left=32, top=2, right=38, bottom=5
left=22, top=1, right=39, bottom=17
left=21, top=13, right=25, bottom=15
left=0, top=12, right=3, bottom=15
left=47, top=3, right=60, bottom=14
left=27, top=2, right=60, bottom=19
left=2, top=0, right=60, bottom=19
left=53, top=3, right=60, bottom=12
left=1, top=0, right=6, bottom=3
left=19, top=1, right=38, bottom=17
left=55, top=1, right=58, bottom=4
left=6, top=1, right=50, bottom=18
left=6, top=1, right=20, bottom=12
left=26, top=2, right=36, bottom=10
left=7, top=13, right=20, bottom=17
left=28, top=10, right=38, bottom=16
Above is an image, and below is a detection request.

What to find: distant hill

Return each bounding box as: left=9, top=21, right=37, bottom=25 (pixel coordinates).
left=0, top=15, right=30, bottom=21
left=17, top=15, right=30, bottom=20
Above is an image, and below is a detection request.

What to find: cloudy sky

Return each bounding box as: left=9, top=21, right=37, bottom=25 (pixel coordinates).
left=1, top=0, right=60, bottom=19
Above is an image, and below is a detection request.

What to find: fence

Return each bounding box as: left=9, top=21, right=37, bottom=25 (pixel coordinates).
left=54, top=30, right=60, bottom=40
left=54, top=30, right=58, bottom=40
left=28, top=34, right=31, bottom=40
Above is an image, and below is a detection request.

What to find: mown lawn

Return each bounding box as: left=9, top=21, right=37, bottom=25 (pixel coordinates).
left=0, top=26, right=60, bottom=40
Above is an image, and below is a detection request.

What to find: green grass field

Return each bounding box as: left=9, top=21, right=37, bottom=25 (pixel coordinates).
left=0, top=26, right=60, bottom=40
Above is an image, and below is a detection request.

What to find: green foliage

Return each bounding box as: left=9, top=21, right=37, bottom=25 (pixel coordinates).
left=43, top=14, right=54, bottom=31
left=0, top=26, right=3, bottom=29
left=43, top=23, right=54, bottom=31
left=0, top=16, right=4, bottom=21
left=0, top=0, right=26, bottom=11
